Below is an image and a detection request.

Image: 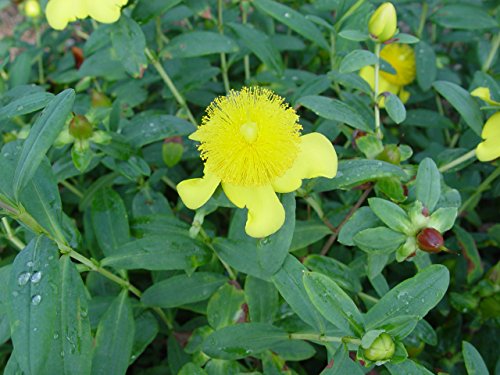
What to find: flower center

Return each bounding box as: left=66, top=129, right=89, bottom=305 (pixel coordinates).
left=191, top=87, right=302, bottom=187
left=240, top=122, right=258, bottom=143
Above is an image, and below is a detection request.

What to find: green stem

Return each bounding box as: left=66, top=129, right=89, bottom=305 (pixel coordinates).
left=482, top=32, right=500, bottom=72
left=241, top=0, right=250, bottom=82
left=334, top=0, right=365, bottom=31
left=60, top=179, right=84, bottom=198
left=374, top=43, right=382, bottom=139
left=416, top=2, right=428, bottom=39
left=2, top=217, right=26, bottom=250
left=439, top=149, right=476, bottom=173
left=144, top=48, right=197, bottom=127
left=161, top=176, right=178, bottom=191
left=289, top=333, right=362, bottom=346
left=218, top=0, right=231, bottom=93
left=460, top=166, right=500, bottom=212
left=35, top=23, right=45, bottom=84
left=198, top=227, right=237, bottom=280
left=156, top=17, right=164, bottom=50
left=358, top=291, right=380, bottom=304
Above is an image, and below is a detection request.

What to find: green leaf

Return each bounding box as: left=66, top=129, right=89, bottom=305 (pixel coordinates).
left=290, top=220, right=331, bottom=251
left=91, top=290, right=135, bottom=375
left=386, top=360, right=435, bottom=375
left=245, top=276, right=279, bottom=324
left=131, top=311, right=159, bottom=364
left=403, top=109, right=454, bottom=129
left=132, top=0, right=181, bottom=23
left=462, top=341, right=489, bottom=375
left=428, top=207, right=457, bottom=232
left=101, top=234, right=209, bottom=271
left=207, top=284, right=245, bottom=329
left=298, top=95, right=371, bottom=132
left=365, top=265, right=449, bottom=329
left=13, top=89, right=75, bottom=196
left=384, top=93, right=406, bottom=124
left=354, top=227, right=407, bottom=253
left=0, top=91, right=54, bottom=120
left=324, top=344, right=365, bottom=375
left=339, top=50, right=377, bottom=73
left=338, top=29, right=369, bottom=42
left=141, top=272, right=228, bottom=308
left=110, top=16, right=147, bottom=77
left=228, top=23, right=283, bottom=74
left=394, top=33, right=419, bottom=44
left=433, top=81, right=483, bottom=136
left=454, top=226, right=483, bottom=284
left=178, top=363, right=208, bottom=375
left=91, top=188, right=130, bottom=256
left=338, top=207, right=382, bottom=246
left=312, top=159, right=407, bottom=192
left=253, top=0, right=329, bottom=50
left=303, top=272, right=364, bottom=336
left=272, top=255, right=327, bottom=332
left=379, top=315, right=419, bottom=340
left=8, top=236, right=59, bottom=375
left=431, top=4, right=497, bottom=30
left=415, top=41, right=436, bottom=91
left=132, top=187, right=173, bottom=216
left=303, top=255, right=362, bottom=294
left=415, top=158, right=441, bottom=212
left=355, top=134, right=384, bottom=159
left=203, top=323, right=288, bottom=360
left=214, top=194, right=295, bottom=280
left=368, top=197, right=412, bottom=233
left=164, top=31, right=239, bottom=58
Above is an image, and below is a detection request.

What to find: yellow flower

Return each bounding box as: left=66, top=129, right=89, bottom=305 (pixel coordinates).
left=471, top=87, right=500, bottom=106
left=368, top=2, right=397, bottom=43
left=359, top=43, right=416, bottom=107
left=23, top=0, right=41, bottom=18
left=177, top=87, right=338, bottom=238
left=45, top=0, right=127, bottom=30
left=476, top=112, right=500, bottom=162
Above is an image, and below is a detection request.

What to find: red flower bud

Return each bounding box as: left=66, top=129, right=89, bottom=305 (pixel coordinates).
left=417, top=228, right=444, bottom=253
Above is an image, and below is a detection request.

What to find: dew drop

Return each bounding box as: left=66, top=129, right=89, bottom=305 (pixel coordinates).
left=284, top=12, right=291, bottom=18
left=31, top=294, right=42, bottom=306
left=12, top=291, right=19, bottom=297
left=18, top=272, right=31, bottom=286
left=26, top=261, right=34, bottom=268
left=30, top=271, right=42, bottom=284
left=33, top=327, right=38, bottom=332
left=53, top=332, right=59, bottom=340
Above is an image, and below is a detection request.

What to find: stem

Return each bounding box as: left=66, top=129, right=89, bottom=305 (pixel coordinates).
left=358, top=291, right=380, bottom=304
left=2, top=218, right=26, bottom=250
left=161, top=176, right=178, bottom=191
left=482, top=32, right=500, bottom=72
left=156, top=17, right=164, bottom=50
left=439, top=149, right=476, bottom=173
left=198, top=227, right=237, bottom=280
left=35, top=23, right=45, bottom=84
left=60, top=179, right=84, bottom=198
left=299, top=191, right=335, bottom=232
left=460, top=166, right=500, bottom=212
left=289, top=333, right=362, bottom=346
left=416, top=2, right=428, bottom=39
left=374, top=43, right=382, bottom=139
left=218, top=0, right=231, bottom=93
left=241, top=1, right=250, bottom=82
left=144, top=48, right=197, bottom=127
left=320, top=186, right=373, bottom=256
left=334, top=0, right=365, bottom=31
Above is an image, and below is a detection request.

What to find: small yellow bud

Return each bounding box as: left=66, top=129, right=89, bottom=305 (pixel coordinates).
left=364, top=333, right=395, bottom=361
left=369, top=2, right=397, bottom=42
left=23, top=0, right=41, bottom=19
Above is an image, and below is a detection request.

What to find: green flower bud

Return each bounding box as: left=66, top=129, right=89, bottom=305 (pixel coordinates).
left=91, top=91, right=112, bottom=108
left=369, top=2, right=397, bottom=43
left=23, top=0, right=41, bottom=19
left=69, top=115, right=93, bottom=140
left=364, top=333, right=395, bottom=361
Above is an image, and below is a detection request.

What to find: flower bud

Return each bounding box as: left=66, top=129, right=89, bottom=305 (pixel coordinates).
left=369, top=2, right=397, bottom=43
left=364, top=333, right=395, bottom=361
left=23, top=0, right=41, bottom=18
left=91, top=91, right=112, bottom=108
left=69, top=115, right=93, bottom=140
left=417, top=227, right=444, bottom=253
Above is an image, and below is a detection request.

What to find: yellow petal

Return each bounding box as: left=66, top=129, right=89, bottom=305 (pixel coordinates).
left=476, top=112, right=500, bottom=162
left=398, top=87, right=410, bottom=103
left=359, top=66, right=402, bottom=108
left=471, top=87, right=500, bottom=106
left=177, top=172, right=220, bottom=210
left=482, top=112, right=500, bottom=139
left=273, top=133, right=337, bottom=193
left=46, top=0, right=87, bottom=30
left=222, top=183, right=285, bottom=238
left=86, top=0, right=127, bottom=24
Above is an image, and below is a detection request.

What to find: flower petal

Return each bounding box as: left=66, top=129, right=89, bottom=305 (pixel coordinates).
left=177, top=172, right=220, bottom=209
left=471, top=87, right=500, bottom=106
left=482, top=112, right=500, bottom=139
left=359, top=66, right=402, bottom=108
left=86, top=0, right=127, bottom=24
left=476, top=112, right=500, bottom=162
left=272, top=133, right=337, bottom=193
left=222, top=183, right=285, bottom=238
left=46, top=0, right=87, bottom=30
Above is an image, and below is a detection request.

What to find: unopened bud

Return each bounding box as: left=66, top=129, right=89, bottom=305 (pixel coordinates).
left=369, top=2, right=397, bottom=43
left=364, top=333, right=395, bottom=361
left=162, top=137, right=184, bottom=167
left=91, top=91, right=112, bottom=108
left=23, top=0, right=41, bottom=18
left=69, top=115, right=93, bottom=140
left=417, top=227, right=444, bottom=253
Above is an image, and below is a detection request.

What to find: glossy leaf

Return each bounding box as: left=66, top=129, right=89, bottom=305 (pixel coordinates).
left=415, top=158, right=441, bottom=212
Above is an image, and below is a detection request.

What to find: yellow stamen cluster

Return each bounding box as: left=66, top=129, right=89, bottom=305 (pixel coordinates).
left=193, top=87, right=302, bottom=186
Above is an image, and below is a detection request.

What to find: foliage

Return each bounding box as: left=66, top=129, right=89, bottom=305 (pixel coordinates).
left=0, top=0, right=499, bottom=374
